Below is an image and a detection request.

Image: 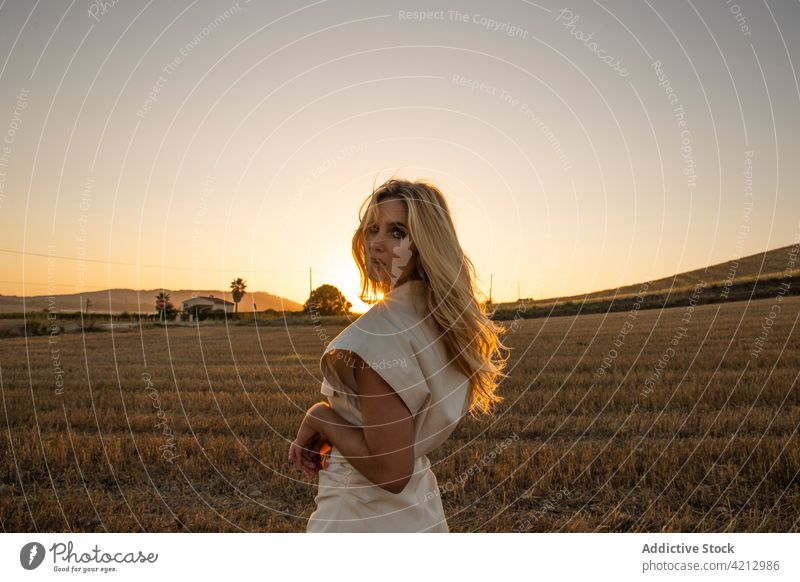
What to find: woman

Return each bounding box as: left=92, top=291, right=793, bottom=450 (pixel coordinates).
left=288, top=177, right=511, bottom=532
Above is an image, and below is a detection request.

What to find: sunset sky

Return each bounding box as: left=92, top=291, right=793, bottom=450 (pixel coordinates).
left=0, top=0, right=798, bottom=312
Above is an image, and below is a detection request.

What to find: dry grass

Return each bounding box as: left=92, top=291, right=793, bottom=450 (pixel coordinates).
left=1, top=295, right=798, bottom=532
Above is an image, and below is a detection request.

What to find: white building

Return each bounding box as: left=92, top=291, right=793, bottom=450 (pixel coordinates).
left=181, top=295, right=234, bottom=319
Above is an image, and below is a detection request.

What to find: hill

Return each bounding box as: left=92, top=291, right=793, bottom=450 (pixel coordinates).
left=493, top=241, right=799, bottom=320
left=576, top=242, right=800, bottom=302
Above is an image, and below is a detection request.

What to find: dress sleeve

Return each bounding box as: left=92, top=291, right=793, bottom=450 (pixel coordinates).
left=320, top=330, right=431, bottom=417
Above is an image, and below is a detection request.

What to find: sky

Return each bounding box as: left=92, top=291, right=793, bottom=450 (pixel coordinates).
left=0, top=0, right=798, bottom=312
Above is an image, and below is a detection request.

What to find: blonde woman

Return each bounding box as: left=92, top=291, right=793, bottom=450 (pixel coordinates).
left=288, top=177, right=511, bottom=532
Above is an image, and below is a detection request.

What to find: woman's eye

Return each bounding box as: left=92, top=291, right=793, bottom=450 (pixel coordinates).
left=366, top=225, right=405, bottom=238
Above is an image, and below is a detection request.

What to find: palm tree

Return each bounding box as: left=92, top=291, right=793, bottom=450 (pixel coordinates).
left=230, top=278, right=247, bottom=314
left=154, top=291, right=174, bottom=322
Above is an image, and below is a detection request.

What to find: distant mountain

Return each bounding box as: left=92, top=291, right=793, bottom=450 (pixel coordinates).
left=0, top=288, right=304, bottom=314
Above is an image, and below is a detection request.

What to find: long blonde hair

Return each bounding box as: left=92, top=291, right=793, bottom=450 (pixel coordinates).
left=351, top=177, right=511, bottom=417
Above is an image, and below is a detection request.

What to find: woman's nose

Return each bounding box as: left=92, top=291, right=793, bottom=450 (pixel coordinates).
left=369, top=237, right=385, bottom=253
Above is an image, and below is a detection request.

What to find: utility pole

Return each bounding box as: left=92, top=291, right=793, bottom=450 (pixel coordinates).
left=518, top=280, right=521, bottom=302
left=489, top=273, right=493, bottom=304
left=309, top=267, right=312, bottom=297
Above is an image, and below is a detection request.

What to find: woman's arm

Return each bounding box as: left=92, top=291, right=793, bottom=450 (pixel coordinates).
left=308, top=354, right=415, bottom=494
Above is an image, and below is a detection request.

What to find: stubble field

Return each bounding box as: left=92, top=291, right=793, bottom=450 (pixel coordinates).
left=1, top=295, right=798, bottom=532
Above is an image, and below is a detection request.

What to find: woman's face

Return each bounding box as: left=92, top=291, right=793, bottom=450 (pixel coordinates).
left=364, top=197, right=417, bottom=288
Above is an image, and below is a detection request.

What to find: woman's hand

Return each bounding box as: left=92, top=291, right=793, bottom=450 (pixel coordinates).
left=304, top=432, right=333, bottom=474
left=288, top=402, right=333, bottom=479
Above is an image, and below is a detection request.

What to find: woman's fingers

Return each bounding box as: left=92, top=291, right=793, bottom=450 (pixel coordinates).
left=296, top=443, right=306, bottom=473
left=301, top=447, right=316, bottom=479
left=301, top=435, right=323, bottom=469
left=289, top=431, right=330, bottom=478
left=289, top=442, right=313, bottom=479
left=290, top=441, right=305, bottom=473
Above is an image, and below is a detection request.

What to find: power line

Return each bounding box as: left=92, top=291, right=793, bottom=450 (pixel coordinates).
left=0, top=279, right=116, bottom=291
left=0, top=247, right=337, bottom=276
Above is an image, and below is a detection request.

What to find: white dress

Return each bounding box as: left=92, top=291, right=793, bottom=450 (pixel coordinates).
left=306, top=279, right=471, bottom=533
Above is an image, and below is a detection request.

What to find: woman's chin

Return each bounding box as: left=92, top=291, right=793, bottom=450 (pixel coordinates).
left=367, top=266, right=384, bottom=284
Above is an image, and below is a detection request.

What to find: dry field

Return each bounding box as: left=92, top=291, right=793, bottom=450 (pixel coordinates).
left=1, top=295, right=798, bottom=532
